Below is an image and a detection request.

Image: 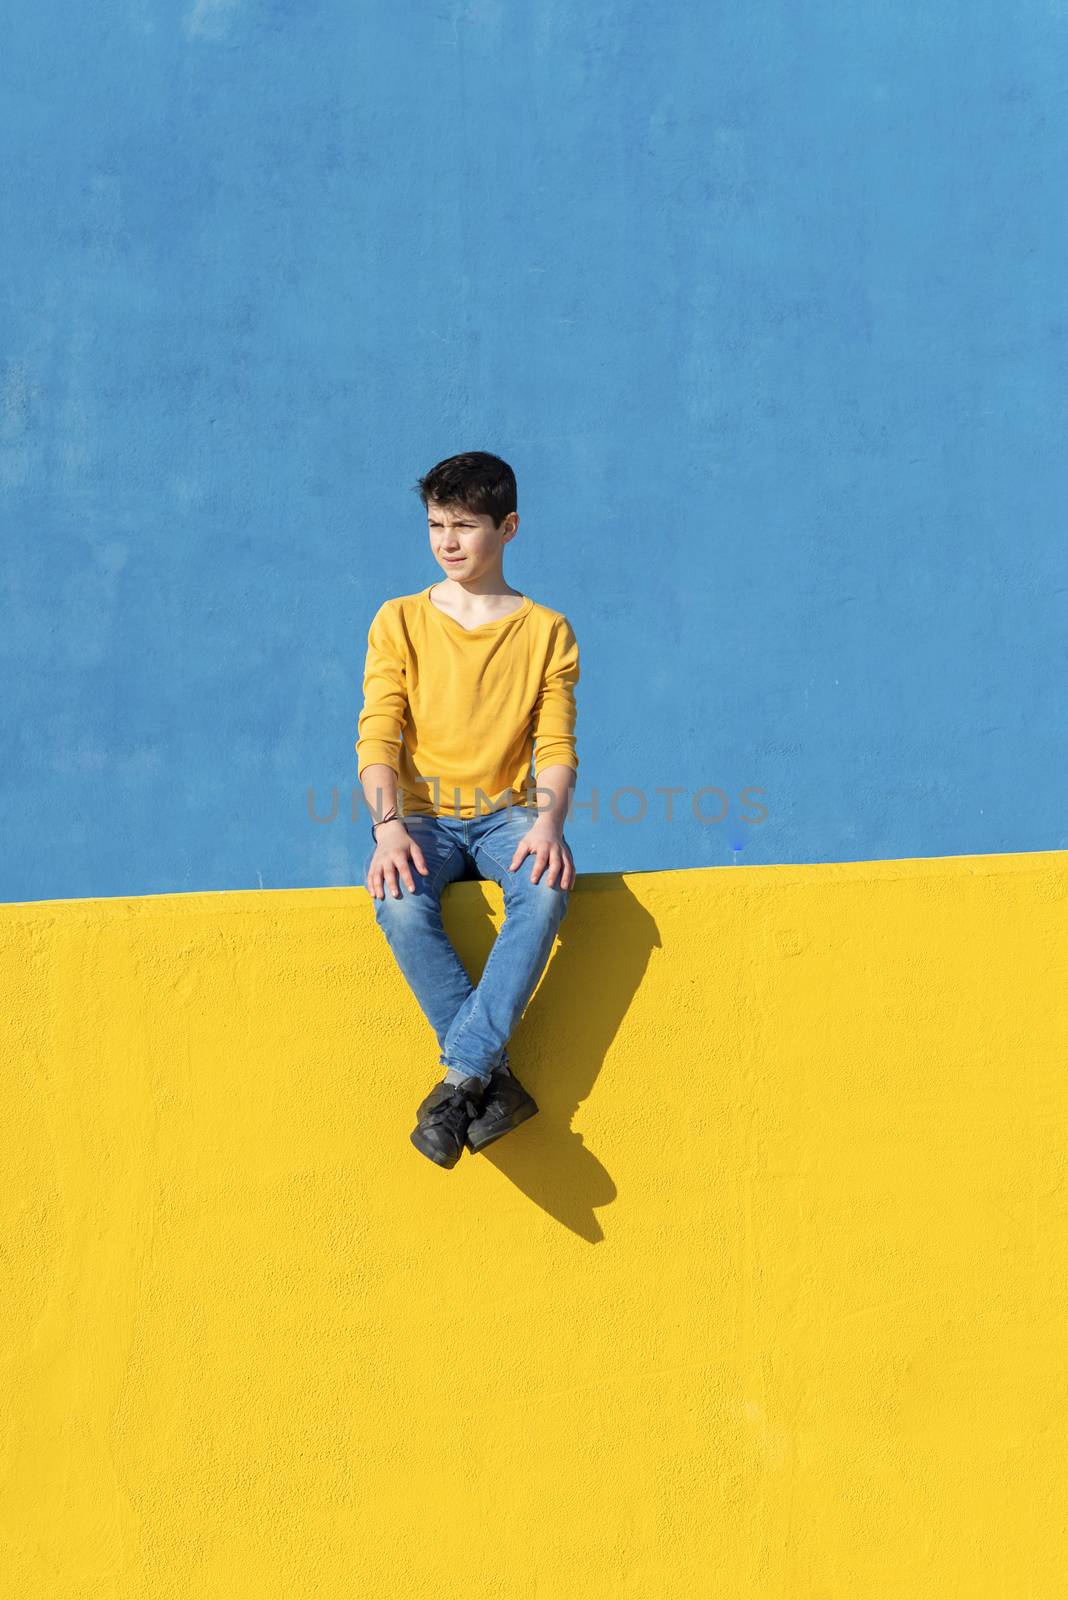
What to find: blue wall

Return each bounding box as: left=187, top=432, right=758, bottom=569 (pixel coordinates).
left=2, top=1, right=1066, bottom=901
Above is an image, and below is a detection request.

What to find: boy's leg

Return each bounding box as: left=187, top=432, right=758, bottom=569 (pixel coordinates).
left=436, top=805, right=570, bottom=1084
left=364, top=816, right=477, bottom=1061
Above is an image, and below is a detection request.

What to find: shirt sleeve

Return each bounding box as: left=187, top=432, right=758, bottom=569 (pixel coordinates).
left=355, top=603, right=408, bottom=777
left=532, top=614, right=580, bottom=777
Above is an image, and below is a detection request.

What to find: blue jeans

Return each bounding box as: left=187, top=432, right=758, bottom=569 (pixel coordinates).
left=362, top=802, right=571, bottom=1084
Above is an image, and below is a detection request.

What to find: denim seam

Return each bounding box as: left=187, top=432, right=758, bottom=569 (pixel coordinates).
left=477, top=832, right=568, bottom=892
left=427, top=840, right=466, bottom=899
left=473, top=814, right=540, bottom=881
left=473, top=838, right=519, bottom=880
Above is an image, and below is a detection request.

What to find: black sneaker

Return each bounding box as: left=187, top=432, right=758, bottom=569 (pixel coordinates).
left=410, top=1079, right=486, bottom=1169
left=465, top=1067, right=539, bottom=1154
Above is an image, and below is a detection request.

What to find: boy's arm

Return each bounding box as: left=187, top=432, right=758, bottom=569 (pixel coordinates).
left=531, top=616, right=580, bottom=830
left=529, top=763, right=576, bottom=833
left=356, top=605, right=409, bottom=825
left=359, top=763, right=406, bottom=833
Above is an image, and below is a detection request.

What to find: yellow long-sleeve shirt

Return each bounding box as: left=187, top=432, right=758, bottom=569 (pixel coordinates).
left=355, top=584, right=580, bottom=819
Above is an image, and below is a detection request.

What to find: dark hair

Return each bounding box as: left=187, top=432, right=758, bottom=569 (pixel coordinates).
left=413, top=452, right=517, bottom=528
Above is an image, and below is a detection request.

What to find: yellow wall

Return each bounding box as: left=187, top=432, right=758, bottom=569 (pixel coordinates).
left=1, top=850, right=1065, bottom=1597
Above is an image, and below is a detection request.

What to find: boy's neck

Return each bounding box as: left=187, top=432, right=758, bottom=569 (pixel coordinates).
left=432, top=572, right=524, bottom=610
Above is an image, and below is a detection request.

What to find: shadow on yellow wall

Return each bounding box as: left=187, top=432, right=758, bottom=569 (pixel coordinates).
left=432, top=873, right=661, bottom=1240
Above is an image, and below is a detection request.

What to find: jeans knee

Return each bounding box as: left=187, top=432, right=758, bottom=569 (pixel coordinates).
left=372, top=882, right=426, bottom=928
left=522, top=880, right=569, bottom=927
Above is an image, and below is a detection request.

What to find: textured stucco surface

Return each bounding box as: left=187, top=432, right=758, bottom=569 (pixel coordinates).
left=2, top=849, right=1065, bottom=1596
left=3, top=2, right=1068, bottom=900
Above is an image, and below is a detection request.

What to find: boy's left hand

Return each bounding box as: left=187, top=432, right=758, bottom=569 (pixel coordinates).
left=509, top=822, right=575, bottom=890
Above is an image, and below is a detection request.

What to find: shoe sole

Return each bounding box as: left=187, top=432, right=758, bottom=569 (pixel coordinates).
left=410, top=1129, right=463, bottom=1168
left=466, top=1101, right=539, bottom=1154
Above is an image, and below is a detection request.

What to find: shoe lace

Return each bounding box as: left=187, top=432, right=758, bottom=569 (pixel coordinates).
left=426, top=1085, right=481, bottom=1135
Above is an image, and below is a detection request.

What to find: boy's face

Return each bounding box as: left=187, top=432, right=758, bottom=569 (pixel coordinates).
left=427, top=499, right=518, bottom=581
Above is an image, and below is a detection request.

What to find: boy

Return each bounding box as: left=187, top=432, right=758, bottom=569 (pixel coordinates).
left=356, top=451, right=580, bottom=1170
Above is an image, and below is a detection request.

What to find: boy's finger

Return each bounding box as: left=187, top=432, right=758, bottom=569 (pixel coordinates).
left=411, top=844, right=429, bottom=874
left=530, top=843, right=553, bottom=883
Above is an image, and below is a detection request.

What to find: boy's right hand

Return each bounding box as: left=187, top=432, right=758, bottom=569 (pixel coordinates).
left=366, top=819, right=430, bottom=900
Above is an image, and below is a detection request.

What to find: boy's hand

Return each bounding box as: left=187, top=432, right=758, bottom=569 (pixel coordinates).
left=366, top=820, right=430, bottom=900
left=509, top=820, right=575, bottom=890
